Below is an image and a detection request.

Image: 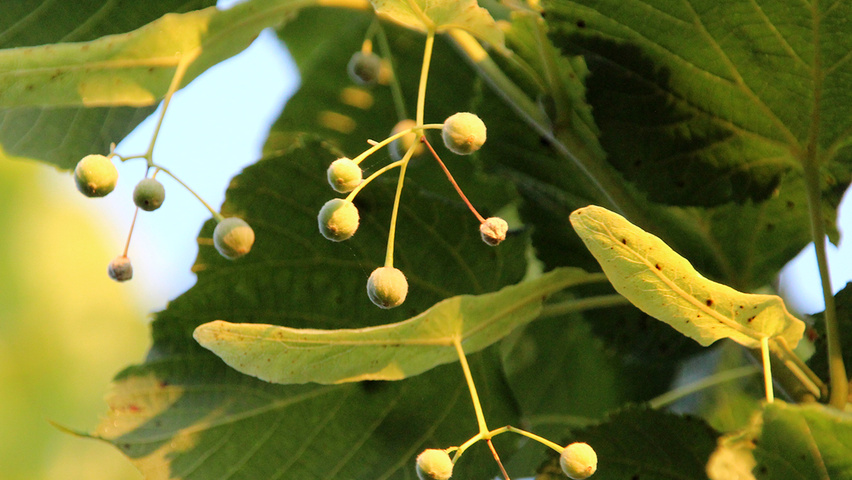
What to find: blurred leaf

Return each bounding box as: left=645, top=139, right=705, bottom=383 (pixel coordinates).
left=535, top=407, right=719, bottom=480
left=0, top=0, right=360, bottom=169
left=194, top=267, right=588, bottom=384
left=544, top=0, right=852, bottom=209
left=807, top=282, right=852, bottom=384
left=371, top=0, right=504, bottom=47
left=570, top=205, right=804, bottom=349
left=95, top=135, right=529, bottom=478
left=754, top=401, right=852, bottom=480
left=0, top=0, right=217, bottom=169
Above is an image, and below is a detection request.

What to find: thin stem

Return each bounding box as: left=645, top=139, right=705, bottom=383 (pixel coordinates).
left=802, top=148, right=847, bottom=408
left=452, top=432, right=485, bottom=464
left=770, top=337, right=826, bottom=399
left=122, top=207, right=140, bottom=257
left=374, top=22, right=409, bottom=121
left=486, top=438, right=510, bottom=480
left=346, top=159, right=404, bottom=202
left=144, top=49, right=200, bottom=163
left=503, top=426, right=564, bottom=453
left=454, top=337, right=489, bottom=435
left=539, top=293, right=630, bottom=318
left=416, top=30, right=435, bottom=127
left=383, top=147, right=414, bottom=267
left=647, top=365, right=761, bottom=409
left=421, top=136, right=485, bottom=223
left=352, top=124, right=442, bottom=164
left=762, top=336, right=775, bottom=403
left=155, top=166, right=223, bottom=222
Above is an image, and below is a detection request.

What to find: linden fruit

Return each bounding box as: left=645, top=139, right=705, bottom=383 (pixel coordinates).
left=75, top=154, right=118, bottom=197
left=442, top=112, right=486, bottom=155
left=108, top=255, right=133, bottom=282
left=480, top=217, right=508, bottom=246
left=415, top=449, right=453, bottom=480
left=214, top=217, right=255, bottom=260
left=327, top=157, right=362, bottom=193
left=390, top=119, right=425, bottom=161
left=367, top=266, right=408, bottom=309
left=318, top=199, right=360, bottom=242
left=347, top=51, right=382, bottom=86
left=133, top=177, right=166, bottom=211
left=560, top=442, right=597, bottom=480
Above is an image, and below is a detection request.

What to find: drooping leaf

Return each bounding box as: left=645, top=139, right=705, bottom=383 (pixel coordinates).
left=0, top=0, right=218, bottom=169
left=95, top=129, right=528, bottom=478
left=194, top=267, right=589, bottom=384
left=570, top=205, right=804, bottom=349
left=370, top=0, right=504, bottom=47
left=535, top=407, right=720, bottom=480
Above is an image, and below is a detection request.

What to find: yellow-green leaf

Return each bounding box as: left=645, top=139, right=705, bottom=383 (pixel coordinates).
left=569, top=205, right=804, bottom=349
left=193, top=267, right=586, bottom=384
left=0, top=0, right=342, bottom=108
left=371, top=0, right=504, bottom=47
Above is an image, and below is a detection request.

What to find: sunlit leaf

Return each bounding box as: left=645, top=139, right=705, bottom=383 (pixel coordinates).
left=569, top=205, right=804, bottom=349
left=371, top=0, right=503, bottom=46
left=194, top=267, right=588, bottom=384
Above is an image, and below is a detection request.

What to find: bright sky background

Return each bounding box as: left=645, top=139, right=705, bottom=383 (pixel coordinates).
left=43, top=0, right=852, bottom=317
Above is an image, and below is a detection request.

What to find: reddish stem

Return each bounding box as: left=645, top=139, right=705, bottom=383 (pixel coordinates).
left=421, top=136, right=485, bottom=223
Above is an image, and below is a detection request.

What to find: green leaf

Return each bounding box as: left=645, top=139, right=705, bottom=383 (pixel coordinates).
left=544, top=0, right=852, bottom=208
left=535, top=407, right=720, bottom=480
left=0, top=0, right=339, bottom=168
left=0, top=0, right=219, bottom=169
left=194, top=267, right=587, bottom=384
left=0, top=0, right=319, bottom=109
left=709, top=401, right=852, bottom=480
left=370, top=0, right=504, bottom=47
left=569, top=205, right=804, bottom=349
left=95, top=130, right=529, bottom=478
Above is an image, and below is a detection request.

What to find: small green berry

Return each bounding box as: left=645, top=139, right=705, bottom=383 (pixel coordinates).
left=214, top=217, right=255, bottom=260
left=133, top=177, right=166, bottom=211
left=390, top=119, right=425, bottom=161
left=108, top=255, right=133, bottom=282
left=480, top=217, right=508, bottom=246
left=442, top=112, right=486, bottom=155
left=347, top=51, right=382, bottom=86
left=560, top=442, right=597, bottom=480
left=415, top=449, right=453, bottom=480
left=75, top=154, right=118, bottom=197
left=318, top=199, right=359, bottom=242
left=327, top=157, right=362, bottom=193
left=367, top=266, right=408, bottom=309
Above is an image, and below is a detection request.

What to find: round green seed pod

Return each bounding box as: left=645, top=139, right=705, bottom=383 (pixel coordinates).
left=214, top=217, right=255, bottom=260
left=327, top=157, right=362, bottom=193
left=75, top=154, right=118, bottom=197
left=318, top=198, right=359, bottom=242
left=389, top=119, right=425, bottom=161
left=480, top=217, right=508, bottom=246
left=108, top=255, right=133, bottom=282
left=415, top=449, right=453, bottom=480
left=133, top=177, right=166, bottom=211
left=347, top=51, right=382, bottom=86
left=367, top=266, right=408, bottom=309
left=560, top=442, right=597, bottom=480
left=442, top=112, right=486, bottom=155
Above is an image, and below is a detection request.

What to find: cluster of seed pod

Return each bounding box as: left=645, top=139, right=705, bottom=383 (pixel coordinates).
left=73, top=151, right=255, bottom=282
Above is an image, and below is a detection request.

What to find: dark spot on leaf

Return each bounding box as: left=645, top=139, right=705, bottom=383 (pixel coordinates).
left=577, top=19, right=586, bottom=28
left=747, top=316, right=756, bottom=323
left=655, top=263, right=662, bottom=270
left=766, top=223, right=775, bottom=231
left=786, top=201, right=795, bottom=209
left=706, top=299, right=713, bottom=306
left=621, top=238, right=628, bottom=245
left=25, top=84, right=34, bottom=91
left=739, top=305, right=744, bottom=309
left=539, top=136, right=552, bottom=147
